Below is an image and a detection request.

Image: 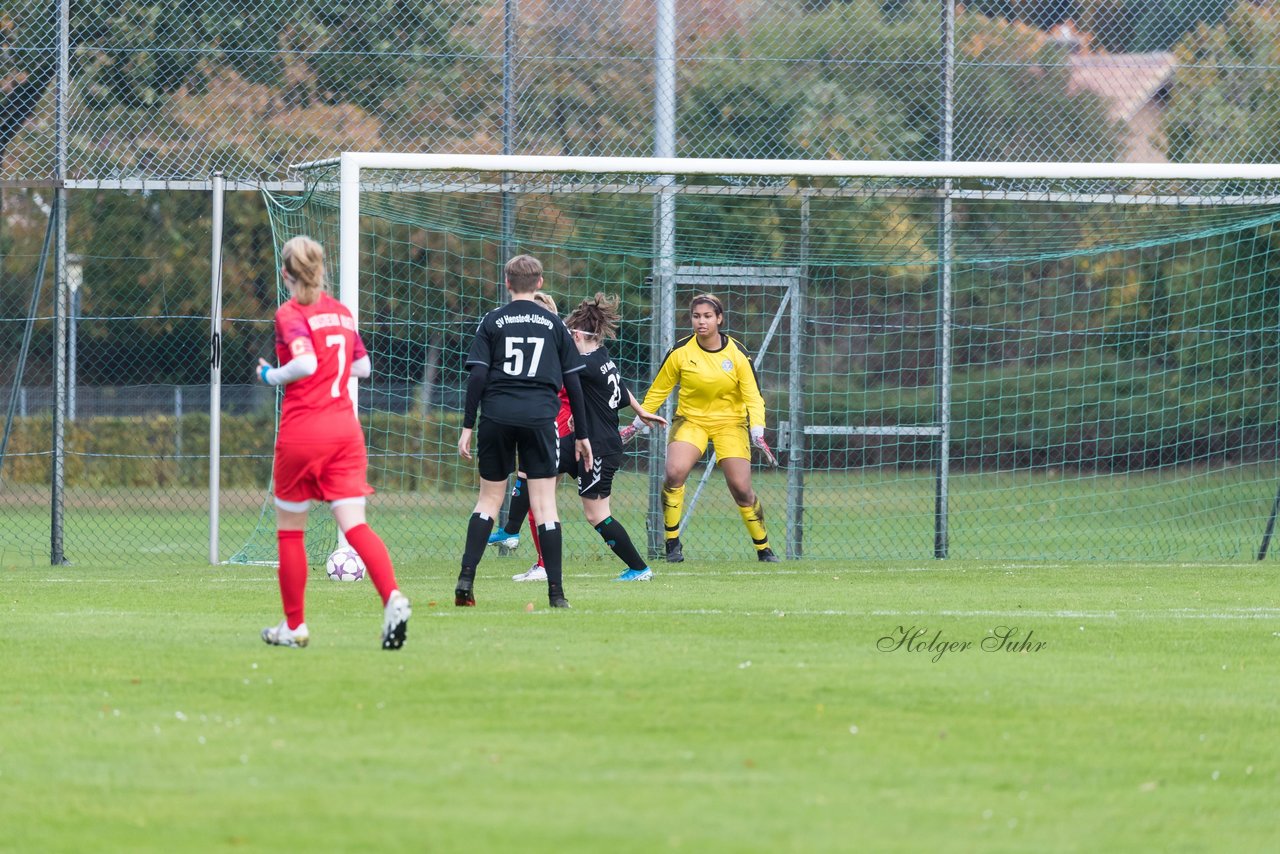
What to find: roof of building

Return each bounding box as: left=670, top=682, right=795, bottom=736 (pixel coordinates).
left=1067, top=51, right=1177, bottom=123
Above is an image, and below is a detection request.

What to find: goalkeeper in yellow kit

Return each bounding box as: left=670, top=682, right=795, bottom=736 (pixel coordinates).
left=633, top=294, right=780, bottom=563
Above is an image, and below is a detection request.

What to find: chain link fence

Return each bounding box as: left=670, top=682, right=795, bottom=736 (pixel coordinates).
left=5, top=1, right=1280, bottom=564
left=7, top=1, right=1280, bottom=182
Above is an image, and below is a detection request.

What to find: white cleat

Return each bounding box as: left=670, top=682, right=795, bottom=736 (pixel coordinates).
left=262, top=619, right=309, bottom=648
left=512, top=564, right=548, bottom=582
left=381, top=590, right=411, bottom=650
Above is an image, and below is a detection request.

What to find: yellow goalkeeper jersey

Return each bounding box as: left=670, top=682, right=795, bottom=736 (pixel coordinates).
left=640, top=334, right=766, bottom=428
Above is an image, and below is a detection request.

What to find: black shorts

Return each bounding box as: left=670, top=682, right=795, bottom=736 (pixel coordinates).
left=557, top=434, right=579, bottom=477
left=477, top=417, right=561, bottom=481
left=576, top=452, right=622, bottom=499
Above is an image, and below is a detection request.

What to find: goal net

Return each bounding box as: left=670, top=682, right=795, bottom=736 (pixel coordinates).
left=234, top=154, right=1280, bottom=563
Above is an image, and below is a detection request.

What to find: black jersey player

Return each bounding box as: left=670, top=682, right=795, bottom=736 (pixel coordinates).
left=562, top=293, right=667, bottom=580
left=456, top=255, right=592, bottom=608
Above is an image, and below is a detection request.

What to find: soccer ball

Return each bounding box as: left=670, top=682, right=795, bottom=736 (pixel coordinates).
left=325, top=547, right=366, bottom=582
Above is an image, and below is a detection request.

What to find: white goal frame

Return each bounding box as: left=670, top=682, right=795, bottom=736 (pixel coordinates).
left=316, top=153, right=1280, bottom=323
left=298, top=152, right=1280, bottom=560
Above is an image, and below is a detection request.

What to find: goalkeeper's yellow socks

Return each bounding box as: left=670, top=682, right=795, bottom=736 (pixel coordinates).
left=738, top=498, right=770, bottom=552
left=662, top=484, right=684, bottom=541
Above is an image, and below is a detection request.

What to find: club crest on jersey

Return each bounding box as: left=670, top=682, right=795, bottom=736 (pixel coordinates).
left=721, top=358, right=733, bottom=372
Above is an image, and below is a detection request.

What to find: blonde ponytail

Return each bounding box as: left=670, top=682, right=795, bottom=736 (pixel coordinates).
left=281, top=236, right=326, bottom=305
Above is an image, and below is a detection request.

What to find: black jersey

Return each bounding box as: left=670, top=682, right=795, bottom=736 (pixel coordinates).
left=465, top=299, right=584, bottom=426
left=577, top=346, right=630, bottom=457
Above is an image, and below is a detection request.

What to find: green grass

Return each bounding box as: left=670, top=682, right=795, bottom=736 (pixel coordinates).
left=3, top=559, right=1278, bottom=852
left=4, top=462, right=1280, bottom=566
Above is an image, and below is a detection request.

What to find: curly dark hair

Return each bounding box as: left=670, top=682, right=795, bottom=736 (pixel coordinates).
left=564, top=292, right=621, bottom=340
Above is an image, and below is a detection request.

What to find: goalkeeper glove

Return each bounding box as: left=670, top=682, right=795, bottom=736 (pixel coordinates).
left=750, top=426, right=779, bottom=467
left=620, top=415, right=649, bottom=445
left=257, top=364, right=274, bottom=385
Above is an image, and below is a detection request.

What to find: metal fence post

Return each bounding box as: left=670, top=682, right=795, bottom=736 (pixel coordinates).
left=209, top=172, right=225, bottom=565
left=50, top=0, right=71, bottom=565
left=934, top=0, right=957, bottom=560
left=647, top=0, right=678, bottom=557
left=786, top=197, right=809, bottom=559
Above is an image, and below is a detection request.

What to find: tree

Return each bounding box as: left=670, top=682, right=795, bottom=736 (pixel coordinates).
left=0, top=5, right=56, bottom=173
left=1077, top=0, right=1236, bottom=53
left=1162, top=2, right=1280, bottom=164
left=681, top=3, right=1122, bottom=163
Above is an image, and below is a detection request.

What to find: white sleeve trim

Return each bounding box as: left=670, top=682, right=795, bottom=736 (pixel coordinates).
left=349, top=354, right=371, bottom=379
left=265, top=352, right=318, bottom=385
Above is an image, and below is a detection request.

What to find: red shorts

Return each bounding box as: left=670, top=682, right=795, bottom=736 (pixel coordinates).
left=273, top=438, right=374, bottom=503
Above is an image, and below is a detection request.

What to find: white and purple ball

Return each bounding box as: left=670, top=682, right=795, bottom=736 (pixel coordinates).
left=325, top=547, right=366, bottom=582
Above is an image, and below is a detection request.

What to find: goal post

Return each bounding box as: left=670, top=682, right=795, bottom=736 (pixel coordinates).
left=232, top=152, right=1280, bottom=563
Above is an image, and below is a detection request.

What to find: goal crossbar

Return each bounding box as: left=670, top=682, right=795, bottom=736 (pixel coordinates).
left=325, top=152, right=1280, bottom=329
left=303, top=152, right=1280, bottom=182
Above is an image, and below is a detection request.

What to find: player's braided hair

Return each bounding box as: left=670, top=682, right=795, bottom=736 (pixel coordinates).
left=565, top=292, right=621, bottom=340
left=281, top=235, right=326, bottom=306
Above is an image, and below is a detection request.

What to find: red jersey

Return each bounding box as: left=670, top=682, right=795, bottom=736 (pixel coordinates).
left=273, top=293, right=367, bottom=444
left=555, top=386, right=573, bottom=438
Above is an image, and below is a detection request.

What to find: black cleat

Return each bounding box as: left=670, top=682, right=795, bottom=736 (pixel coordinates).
left=455, top=581, right=476, bottom=607
left=548, top=586, right=571, bottom=608
left=756, top=547, right=780, bottom=563
left=665, top=538, right=684, bottom=563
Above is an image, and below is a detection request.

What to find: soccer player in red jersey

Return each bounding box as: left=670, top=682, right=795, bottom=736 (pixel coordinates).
left=256, top=235, right=411, bottom=650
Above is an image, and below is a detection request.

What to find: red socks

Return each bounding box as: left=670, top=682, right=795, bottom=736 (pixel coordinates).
left=277, top=524, right=398, bottom=625
left=527, top=509, right=545, bottom=567
left=344, top=523, right=399, bottom=604
left=276, top=529, right=307, bottom=630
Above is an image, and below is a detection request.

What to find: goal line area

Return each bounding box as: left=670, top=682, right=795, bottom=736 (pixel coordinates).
left=228, top=154, right=1280, bottom=564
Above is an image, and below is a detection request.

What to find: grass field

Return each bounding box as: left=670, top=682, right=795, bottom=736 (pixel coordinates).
left=2, top=462, right=1278, bottom=566
left=3, top=557, right=1278, bottom=852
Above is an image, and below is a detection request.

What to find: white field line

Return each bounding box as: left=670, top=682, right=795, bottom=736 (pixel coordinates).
left=415, top=607, right=1280, bottom=620
left=29, top=606, right=1280, bottom=621
left=27, top=561, right=1260, bottom=585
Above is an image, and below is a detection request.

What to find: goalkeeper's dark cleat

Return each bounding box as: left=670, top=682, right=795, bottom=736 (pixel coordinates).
left=454, top=580, right=476, bottom=607
left=756, top=547, right=781, bottom=563
left=665, top=538, right=684, bottom=563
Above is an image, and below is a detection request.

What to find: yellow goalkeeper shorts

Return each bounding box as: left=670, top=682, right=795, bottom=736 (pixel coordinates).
left=669, top=416, right=751, bottom=462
